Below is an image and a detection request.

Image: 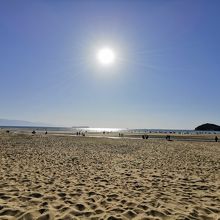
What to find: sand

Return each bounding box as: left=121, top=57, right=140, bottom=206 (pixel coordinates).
left=0, top=132, right=220, bottom=220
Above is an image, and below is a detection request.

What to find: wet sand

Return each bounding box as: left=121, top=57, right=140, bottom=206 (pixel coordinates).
left=0, top=132, right=220, bottom=220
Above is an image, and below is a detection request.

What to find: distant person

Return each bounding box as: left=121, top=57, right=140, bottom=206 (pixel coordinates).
left=32, top=130, right=36, bottom=134
left=45, top=131, right=47, bottom=134
left=166, top=135, right=171, bottom=141
left=146, top=135, right=149, bottom=139
left=215, top=136, right=218, bottom=142
left=142, top=135, right=145, bottom=139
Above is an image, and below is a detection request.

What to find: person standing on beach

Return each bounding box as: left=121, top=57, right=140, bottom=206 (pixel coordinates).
left=215, top=136, right=218, bottom=142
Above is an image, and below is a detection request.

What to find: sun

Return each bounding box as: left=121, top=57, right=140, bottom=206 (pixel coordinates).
left=97, top=47, right=115, bottom=66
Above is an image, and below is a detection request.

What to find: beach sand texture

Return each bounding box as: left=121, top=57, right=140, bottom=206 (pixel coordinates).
left=0, top=133, right=220, bottom=220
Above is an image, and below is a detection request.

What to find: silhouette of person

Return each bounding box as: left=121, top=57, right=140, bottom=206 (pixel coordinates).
left=215, top=136, right=218, bottom=142
left=166, top=135, right=170, bottom=141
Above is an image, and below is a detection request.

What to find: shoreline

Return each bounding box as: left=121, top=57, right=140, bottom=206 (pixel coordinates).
left=1, top=128, right=219, bottom=143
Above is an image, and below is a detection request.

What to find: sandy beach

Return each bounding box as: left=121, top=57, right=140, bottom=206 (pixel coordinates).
left=0, top=132, right=220, bottom=220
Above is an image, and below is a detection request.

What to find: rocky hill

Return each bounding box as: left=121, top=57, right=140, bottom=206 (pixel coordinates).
left=195, top=123, right=220, bottom=131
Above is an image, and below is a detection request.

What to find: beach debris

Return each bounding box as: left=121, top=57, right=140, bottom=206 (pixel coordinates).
left=32, top=130, right=36, bottom=134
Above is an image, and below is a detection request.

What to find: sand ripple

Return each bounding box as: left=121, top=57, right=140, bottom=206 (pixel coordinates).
left=0, top=133, right=220, bottom=219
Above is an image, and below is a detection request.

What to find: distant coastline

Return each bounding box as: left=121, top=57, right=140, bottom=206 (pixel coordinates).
left=0, top=118, right=53, bottom=127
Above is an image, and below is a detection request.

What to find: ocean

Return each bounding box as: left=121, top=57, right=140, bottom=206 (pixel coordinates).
left=1, top=126, right=220, bottom=134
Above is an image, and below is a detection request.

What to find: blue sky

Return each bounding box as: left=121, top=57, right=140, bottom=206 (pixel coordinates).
left=0, top=0, right=220, bottom=129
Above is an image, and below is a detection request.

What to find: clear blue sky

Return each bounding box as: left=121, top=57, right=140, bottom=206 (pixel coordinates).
left=0, top=0, right=220, bottom=129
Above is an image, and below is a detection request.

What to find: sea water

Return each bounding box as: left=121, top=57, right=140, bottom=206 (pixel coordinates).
left=1, top=126, right=220, bottom=134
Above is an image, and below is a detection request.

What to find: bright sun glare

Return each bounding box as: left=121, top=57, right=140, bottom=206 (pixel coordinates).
left=97, top=47, right=115, bottom=66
